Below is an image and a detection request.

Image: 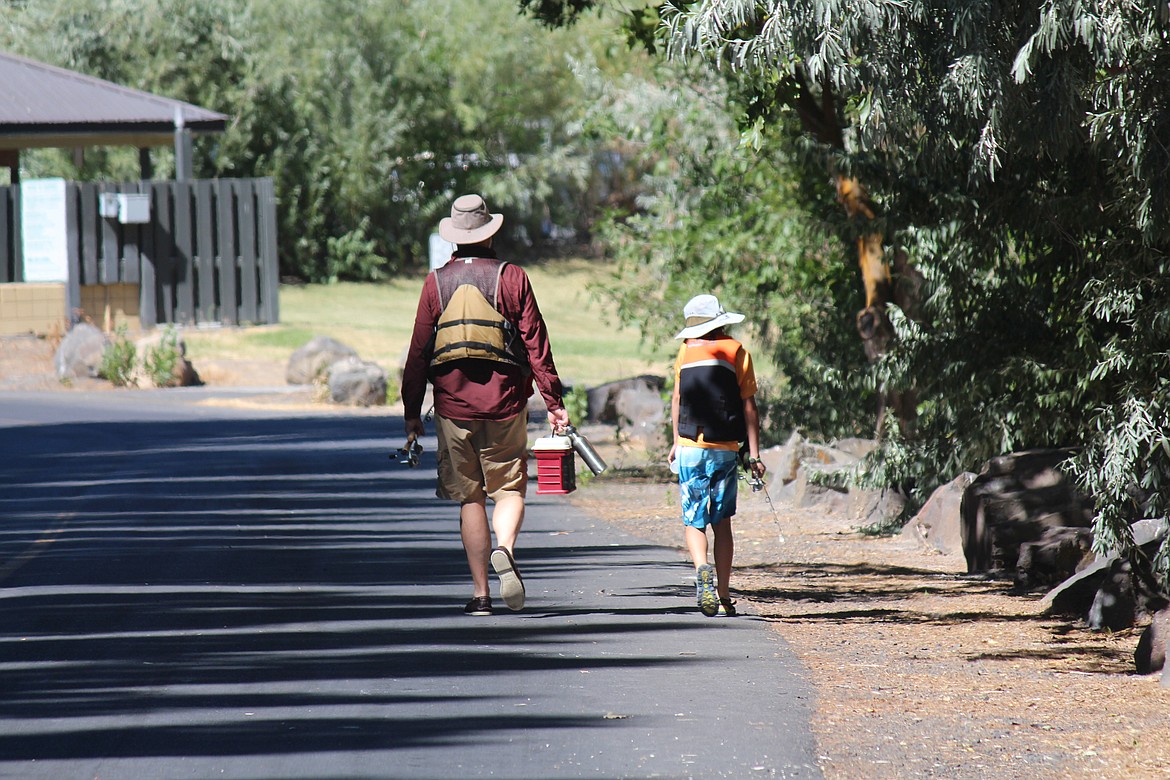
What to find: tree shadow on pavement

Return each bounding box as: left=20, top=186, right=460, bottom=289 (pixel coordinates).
left=0, top=414, right=715, bottom=767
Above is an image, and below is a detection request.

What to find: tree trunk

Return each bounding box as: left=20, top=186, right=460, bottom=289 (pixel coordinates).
left=790, top=68, right=917, bottom=436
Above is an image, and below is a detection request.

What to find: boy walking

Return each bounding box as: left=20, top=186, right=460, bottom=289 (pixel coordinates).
left=668, top=294, right=767, bottom=617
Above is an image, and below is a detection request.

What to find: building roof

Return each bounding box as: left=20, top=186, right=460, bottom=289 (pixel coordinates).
left=0, top=50, right=228, bottom=151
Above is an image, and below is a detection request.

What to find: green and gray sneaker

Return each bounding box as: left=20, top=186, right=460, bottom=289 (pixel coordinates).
left=696, top=564, right=718, bottom=617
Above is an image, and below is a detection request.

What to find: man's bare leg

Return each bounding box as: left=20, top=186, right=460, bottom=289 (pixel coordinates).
left=460, top=500, right=491, bottom=597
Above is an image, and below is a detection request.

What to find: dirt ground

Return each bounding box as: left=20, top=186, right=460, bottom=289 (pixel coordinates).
left=573, top=475, right=1170, bottom=780
left=5, top=333, right=1170, bottom=778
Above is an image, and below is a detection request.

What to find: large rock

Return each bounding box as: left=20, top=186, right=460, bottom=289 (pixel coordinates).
left=960, top=449, right=1094, bottom=576
left=1042, top=518, right=1168, bottom=625
left=54, top=323, right=108, bottom=380
left=613, top=381, right=666, bottom=444
left=901, top=472, right=975, bottom=555
left=327, top=356, right=387, bottom=406
left=1014, top=526, right=1094, bottom=592
left=586, top=375, right=665, bottom=424
left=1135, top=607, right=1170, bottom=675
left=768, top=430, right=883, bottom=525
left=287, top=336, right=358, bottom=385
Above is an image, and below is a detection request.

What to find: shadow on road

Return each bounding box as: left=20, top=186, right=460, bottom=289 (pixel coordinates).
left=0, top=415, right=708, bottom=765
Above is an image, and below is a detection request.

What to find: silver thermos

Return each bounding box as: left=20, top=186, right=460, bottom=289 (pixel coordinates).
left=564, top=425, right=607, bottom=475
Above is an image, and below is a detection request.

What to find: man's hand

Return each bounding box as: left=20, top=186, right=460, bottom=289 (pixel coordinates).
left=405, top=417, right=425, bottom=440
left=548, top=407, right=570, bottom=434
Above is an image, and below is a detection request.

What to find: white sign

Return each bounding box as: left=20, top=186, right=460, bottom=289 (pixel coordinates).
left=429, top=232, right=452, bottom=271
left=21, top=178, right=69, bottom=282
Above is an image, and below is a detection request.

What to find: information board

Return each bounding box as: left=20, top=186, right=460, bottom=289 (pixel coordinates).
left=20, top=178, right=69, bottom=282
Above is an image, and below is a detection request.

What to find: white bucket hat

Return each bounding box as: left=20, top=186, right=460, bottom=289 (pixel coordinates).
left=438, top=194, right=504, bottom=244
left=674, top=294, right=745, bottom=339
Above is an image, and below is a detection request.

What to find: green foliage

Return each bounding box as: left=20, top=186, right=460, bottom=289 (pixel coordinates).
left=98, top=325, right=137, bottom=388
left=583, top=60, right=873, bottom=442
left=563, top=385, right=589, bottom=426
left=0, top=0, right=646, bottom=282
left=143, top=326, right=182, bottom=388
left=657, top=0, right=1170, bottom=586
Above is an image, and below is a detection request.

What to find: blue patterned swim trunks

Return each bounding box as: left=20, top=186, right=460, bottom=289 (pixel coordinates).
left=677, top=446, right=739, bottom=529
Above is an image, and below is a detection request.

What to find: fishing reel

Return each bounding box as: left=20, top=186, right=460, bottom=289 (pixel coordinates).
left=389, top=437, right=423, bottom=468
left=738, top=447, right=765, bottom=492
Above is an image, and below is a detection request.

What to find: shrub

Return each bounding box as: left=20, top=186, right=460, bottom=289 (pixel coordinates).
left=143, top=326, right=182, bottom=388
left=98, top=325, right=137, bottom=387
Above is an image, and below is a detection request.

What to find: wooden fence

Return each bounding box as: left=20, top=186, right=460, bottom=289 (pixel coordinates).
left=0, top=178, right=279, bottom=327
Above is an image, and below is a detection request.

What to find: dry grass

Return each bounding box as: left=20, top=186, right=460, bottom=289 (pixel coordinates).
left=179, top=257, right=674, bottom=389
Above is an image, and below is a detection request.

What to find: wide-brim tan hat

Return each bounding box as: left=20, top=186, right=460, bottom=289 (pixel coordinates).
left=438, top=193, right=504, bottom=244
left=674, top=294, right=745, bottom=339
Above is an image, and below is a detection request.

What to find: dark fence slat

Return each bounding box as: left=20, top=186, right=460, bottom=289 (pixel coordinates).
left=65, top=189, right=81, bottom=323
left=173, top=181, right=196, bottom=324
left=98, top=183, right=120, bottom=284
left=257, top=177, right=279, bottom=324
left=216, top=179, right=238, bottom=325
left=0, top=186, right=11, bottom=283
left=137, top=181, right=157, bottom=328
left=235, top=179, right=259, bottom=324
left=80, top=182, right=99, bottom=285
left=151, top=182, right=176, bottom=325
left=121, top=183, right=141, bottom=286
left=194, top=179, right=216, bottom=323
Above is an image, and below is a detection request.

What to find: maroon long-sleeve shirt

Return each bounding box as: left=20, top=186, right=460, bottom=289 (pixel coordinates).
left=400, top=250, right=564, bottom=422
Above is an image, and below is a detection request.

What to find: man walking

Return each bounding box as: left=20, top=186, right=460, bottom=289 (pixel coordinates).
left=401, top=194, right=570, bottom=616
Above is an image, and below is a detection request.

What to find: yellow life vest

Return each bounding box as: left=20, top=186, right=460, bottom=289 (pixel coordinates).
left=429, top=258, right=529, bottom=372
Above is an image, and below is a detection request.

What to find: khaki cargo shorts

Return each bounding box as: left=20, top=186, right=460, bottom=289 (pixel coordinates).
left=434, top=413, right=528, bottom=504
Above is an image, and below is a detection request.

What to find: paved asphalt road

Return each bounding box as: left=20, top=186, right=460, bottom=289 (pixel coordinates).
left=0, top=389, right=822, bottom=779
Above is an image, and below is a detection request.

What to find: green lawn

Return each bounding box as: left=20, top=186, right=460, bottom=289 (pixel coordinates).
left=182, top=257, right=674, bottom=387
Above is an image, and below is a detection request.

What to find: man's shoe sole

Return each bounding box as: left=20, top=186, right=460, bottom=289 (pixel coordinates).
left=491, top=547, right=526, bottom=611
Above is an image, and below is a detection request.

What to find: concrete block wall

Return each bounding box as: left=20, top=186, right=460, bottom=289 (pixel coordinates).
left=79, top=283, right=140, bottom=333
left=0, top=283, right=66, bottom=337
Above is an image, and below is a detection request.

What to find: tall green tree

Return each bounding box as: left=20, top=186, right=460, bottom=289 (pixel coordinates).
left=525, top=1, right=1170, bottom=587
left=0, top=0, right=640, bottom=281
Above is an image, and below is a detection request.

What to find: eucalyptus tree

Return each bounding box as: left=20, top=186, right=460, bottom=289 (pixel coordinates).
left=526, top=1, right=1170, bottom=586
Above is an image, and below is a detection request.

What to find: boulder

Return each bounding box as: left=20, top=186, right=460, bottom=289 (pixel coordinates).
left=1042, top=518, right=1169, bottom=624
left=287, top=336, right=358, bottom=385
left=586, top=376, right=665, bottom=424
left=1014, top=526, right=1094, bottom=592
left=960, top=449, right=1094, bottom=575
left=1137, top=607, right=1170, bottom=675
left=613, top=381, right=666, bottom=444
left=901, top=472, right=975, bottom=556
left=54, top=323, right=108, bottom=380
left=769, top=430, right=813, bottom=488
left=327, top=357, right=387, bottom=406
left=1087, top=558, right=1139, bottom=631
left=851, top=487, right=909, bottom=530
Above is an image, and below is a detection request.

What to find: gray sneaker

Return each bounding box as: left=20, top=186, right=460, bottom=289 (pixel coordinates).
left=490, top=546, right=526, bottom=611
left=696, top=564, right=718, bottom=617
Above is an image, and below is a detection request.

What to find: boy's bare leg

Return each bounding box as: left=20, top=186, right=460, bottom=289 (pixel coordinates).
left=460, top=500, right=491, bottom=597
left=713, top=517, right=735, bottom=600
left=685, top=526, right=709, bottom=568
